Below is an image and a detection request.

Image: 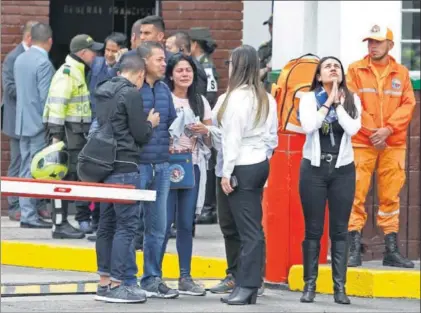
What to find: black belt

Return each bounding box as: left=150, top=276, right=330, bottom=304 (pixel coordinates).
left=320, top=153, right=338, bottom=163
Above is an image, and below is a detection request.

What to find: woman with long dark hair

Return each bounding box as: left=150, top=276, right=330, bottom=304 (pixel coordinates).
left=161, top=53, right=212, bottom=296
left=298, top=56, right=361, bottom=305
left=213, top=45, right=278, bottom=305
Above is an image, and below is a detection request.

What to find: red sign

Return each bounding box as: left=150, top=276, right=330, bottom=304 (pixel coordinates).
left=54, top=187, right=72, bottom=193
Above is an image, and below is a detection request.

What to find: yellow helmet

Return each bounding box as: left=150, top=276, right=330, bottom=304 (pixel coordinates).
left=31, top=141, right=69, bottom=180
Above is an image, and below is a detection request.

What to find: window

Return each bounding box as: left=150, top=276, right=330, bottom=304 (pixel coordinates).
left=401, top=0, right=420, bottom=73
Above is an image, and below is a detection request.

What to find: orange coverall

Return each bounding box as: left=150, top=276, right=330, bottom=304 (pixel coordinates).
left=346, top=55, right=416, bottom=234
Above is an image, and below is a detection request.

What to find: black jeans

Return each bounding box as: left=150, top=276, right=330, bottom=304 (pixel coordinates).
left=217, top=159, right=269, bottom=288
left=299, top=158, right=356, bottom=242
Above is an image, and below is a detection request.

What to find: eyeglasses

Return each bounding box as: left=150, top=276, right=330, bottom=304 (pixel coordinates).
left=224, top=60, right=232, bottom=66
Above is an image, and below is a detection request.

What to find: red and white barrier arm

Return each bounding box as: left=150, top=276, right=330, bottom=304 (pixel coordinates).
left=0, top=177, right=156, bottom=203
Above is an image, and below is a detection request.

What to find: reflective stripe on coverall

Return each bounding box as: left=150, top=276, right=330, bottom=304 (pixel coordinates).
left=346, top=55, right=416, bottom=234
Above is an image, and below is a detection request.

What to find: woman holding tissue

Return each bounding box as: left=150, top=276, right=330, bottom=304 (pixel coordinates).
left=162, top=53, right=212, bottom=296
left=213, top=45, right=278, bottom=305
left=298, top=56, right=361, bottom=305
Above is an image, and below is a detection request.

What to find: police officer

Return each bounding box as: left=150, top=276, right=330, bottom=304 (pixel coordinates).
left=259, top=15, right=273, bottom=91
left=43, top=34, right=103, bottom=239
left=189, top=27, right=219, bottom=225
left=189, top=27, right=219, bottom=108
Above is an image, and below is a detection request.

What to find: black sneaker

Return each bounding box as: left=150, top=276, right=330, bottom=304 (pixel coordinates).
left=102, top=285, right=147, bottom=303
left=142, top=277, right=179, bottom=299
left=209, top=275, right=235, bottom=294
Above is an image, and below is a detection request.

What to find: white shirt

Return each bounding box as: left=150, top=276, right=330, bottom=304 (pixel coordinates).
left=22, top=42, right=30, bottom=51
left=213, top=85, right=278, bottom=178
left=299, top=91, right=362, bottom=168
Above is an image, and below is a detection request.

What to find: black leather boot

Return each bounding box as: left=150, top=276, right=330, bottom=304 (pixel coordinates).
left=331, top=241, right=351, bottom=305
left=383, top=232, right=415, bottom=268
left=196, top=206, right=217, bottom=224
left=300, top=240, right=320, bottom=303
left=226, top=287, right=258, bottom=305
left=348, top=231, right=362, bottom=267
left=53, top=221, right=85, bottom=239
left=220, top=286, right=239, bottom=303
left=52, top=200, right=85, bottom=239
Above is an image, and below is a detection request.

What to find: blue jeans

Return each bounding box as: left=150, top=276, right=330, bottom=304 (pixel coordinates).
left=125, top=162, right=171, bottom=287
left=95, top=171, right=141, bottom=283
left=19, top=131, right=47, bottom=223
left=162, top=165, right=200, bottom=278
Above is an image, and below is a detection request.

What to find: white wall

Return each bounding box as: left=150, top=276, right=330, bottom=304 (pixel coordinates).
left=242, top=1, right=272, bottom=49
left=272, top=0, right=402, bottom=71
left=337, top=1, right=401, bottom=70
left=272, top=1, right=319, bottom=70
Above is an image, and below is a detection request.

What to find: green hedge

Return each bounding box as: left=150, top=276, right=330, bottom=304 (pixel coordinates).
left=268, top=70, right=421, bottom=91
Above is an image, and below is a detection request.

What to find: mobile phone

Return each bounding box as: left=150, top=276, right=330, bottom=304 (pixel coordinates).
left=230, top=175, right=238, bottom=189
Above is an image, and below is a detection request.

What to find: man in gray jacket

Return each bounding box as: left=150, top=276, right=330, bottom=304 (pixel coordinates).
left=14, top=22, right=55, bottom=228
left=1, top=20, right=37, bottom=221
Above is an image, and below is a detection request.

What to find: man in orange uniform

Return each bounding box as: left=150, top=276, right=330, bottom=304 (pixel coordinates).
left=346, top=24, right=416, bottom=268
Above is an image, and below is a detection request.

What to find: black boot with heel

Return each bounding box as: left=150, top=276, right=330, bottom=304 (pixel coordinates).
left=331, top=240, right=351, bottom=305
left=225, top=287, right=258, bottom=305
left=220, top=286, right=239, bottom=303
left=300, top=240, right=320, bottom=303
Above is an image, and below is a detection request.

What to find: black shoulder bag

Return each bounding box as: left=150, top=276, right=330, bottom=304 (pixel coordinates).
left=77, top=106, right=117, bottom=183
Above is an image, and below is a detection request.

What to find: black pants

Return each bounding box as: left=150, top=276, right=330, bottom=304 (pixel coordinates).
left=204, top=148, right=217, bottom=209
left=51, top=172, right=91, bottom=225
left=299, top=158, right=356, bottom=242
left=216, top=159, right=269, bottom=288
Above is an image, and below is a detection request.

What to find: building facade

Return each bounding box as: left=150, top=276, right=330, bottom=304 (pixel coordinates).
left=1, top=0, right=419, bottom=260
left=0, top=0, right=244, bottom=209
left=272, top=0, right=420, bottom=75
left=272, top=0, right=420, bottom=260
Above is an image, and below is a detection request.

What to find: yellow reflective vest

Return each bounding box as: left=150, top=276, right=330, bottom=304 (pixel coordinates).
left=43, top=55, right=92, bottom=126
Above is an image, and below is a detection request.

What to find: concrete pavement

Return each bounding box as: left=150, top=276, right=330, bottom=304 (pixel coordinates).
left=2, top=290, right=420, bottom=312
left=1, top=266, right=419, bottom=312
left=1, top=217, right=227, bottom=279
left=2, top=216, right=420, bottom=299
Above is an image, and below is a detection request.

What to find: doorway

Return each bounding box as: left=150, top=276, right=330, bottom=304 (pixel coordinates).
left=49, top=0, right=157, bottom=69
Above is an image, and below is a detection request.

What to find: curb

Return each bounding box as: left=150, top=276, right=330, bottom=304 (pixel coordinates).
left=0, top=240, right=227, bottom=280
left=0, top=280, right=222, bottom=297
left=288, top=264, right=421, bottom=299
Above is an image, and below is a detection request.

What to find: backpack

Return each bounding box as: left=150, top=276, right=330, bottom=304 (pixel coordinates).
left=77, top=107, right=117, bottom=183
left=271, top=53, right=320, bottom=134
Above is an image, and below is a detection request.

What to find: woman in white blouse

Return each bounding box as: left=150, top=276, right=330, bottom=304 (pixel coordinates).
left=213, top=45, right=278, bottom=305
left=298, top=56, right=361, bottom=305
